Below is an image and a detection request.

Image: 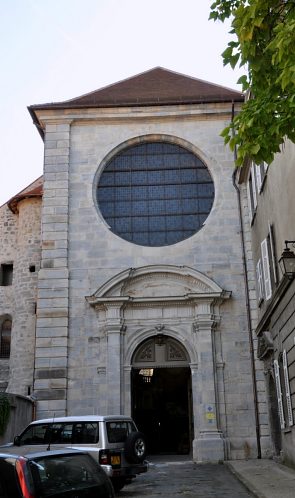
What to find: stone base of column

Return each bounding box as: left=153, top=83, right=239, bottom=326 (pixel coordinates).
left=193, top=431, right=226, bottom=462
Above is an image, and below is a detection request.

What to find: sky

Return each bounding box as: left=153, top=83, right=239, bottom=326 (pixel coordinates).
left=0, top=0, right=243, bottom=207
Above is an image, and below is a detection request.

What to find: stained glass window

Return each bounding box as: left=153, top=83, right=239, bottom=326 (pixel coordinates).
left=97, top=142, right=214, bottom=246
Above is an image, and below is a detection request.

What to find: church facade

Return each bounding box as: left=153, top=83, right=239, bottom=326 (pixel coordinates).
left=0, top=68, right=271, bottom=462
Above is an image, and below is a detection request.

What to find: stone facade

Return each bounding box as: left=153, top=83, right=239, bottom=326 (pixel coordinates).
left=0, top=69, right=272, bottom=462
left=0, top=190, right=42, bottom=394
left=238, top=139, right=295, bottom=467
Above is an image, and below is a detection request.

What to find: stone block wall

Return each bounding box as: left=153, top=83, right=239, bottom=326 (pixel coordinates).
left=0, top=197, right=41, bottom=395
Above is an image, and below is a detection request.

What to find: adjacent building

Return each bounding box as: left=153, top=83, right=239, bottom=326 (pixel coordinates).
left=0, top=68, right=272, bottom=462
left=238, top=140, right=295, bottom=466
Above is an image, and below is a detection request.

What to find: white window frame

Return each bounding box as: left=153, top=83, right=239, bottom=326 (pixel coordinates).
left=261, top=238, right=272, bottom=300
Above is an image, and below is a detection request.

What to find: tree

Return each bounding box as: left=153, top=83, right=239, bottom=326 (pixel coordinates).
left=210, top=0, right=295, bottom=166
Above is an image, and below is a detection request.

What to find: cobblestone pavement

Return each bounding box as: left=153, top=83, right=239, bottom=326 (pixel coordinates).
left=118, top=458, right=254, bottom=497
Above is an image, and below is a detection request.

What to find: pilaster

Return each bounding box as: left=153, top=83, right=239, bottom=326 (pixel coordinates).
left=33, top=121, right=71, bottom=418
left=192, top=302, right=225, bottom=462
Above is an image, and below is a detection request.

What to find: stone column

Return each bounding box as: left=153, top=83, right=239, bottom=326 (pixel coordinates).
left=33, top=121, right=71, bottom=418
left=192, top=301, right=225, bottom=462
left=104, top=303, right=125, bottom=414
left=123, top=365, right=132, bottom=416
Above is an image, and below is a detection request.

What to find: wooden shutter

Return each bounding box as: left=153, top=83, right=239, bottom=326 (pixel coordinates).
left=247, top=182, right=253, bottom=222
left=251, top=164, right=257, bottom=208
left=256, top=259, right=264, bottom=301
left=268, top=222, right=278, bottom=285
left=283, top=350, right=294, bottom=426
left=261, top=238, right=272, bottom=300
left=255, top=163, right=262, bottom=191
left=274, top=359, right=285, bottom=429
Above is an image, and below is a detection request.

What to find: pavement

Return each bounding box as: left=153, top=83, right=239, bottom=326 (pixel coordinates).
left=225, top=459, right=295, bottom=498
left=144, top=455, right=295, bottom=498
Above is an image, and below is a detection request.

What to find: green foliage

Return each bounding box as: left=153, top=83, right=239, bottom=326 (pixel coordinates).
left=210, top=0, right=295, bottom=165
left=0, top=394, right=10, bottom=436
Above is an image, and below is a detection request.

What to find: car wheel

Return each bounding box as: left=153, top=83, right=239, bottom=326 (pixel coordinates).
left=124, top=431, right=147, bottom=464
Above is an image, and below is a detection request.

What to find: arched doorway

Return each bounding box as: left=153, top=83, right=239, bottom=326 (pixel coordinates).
left=131, top=335, right=192, bottom=455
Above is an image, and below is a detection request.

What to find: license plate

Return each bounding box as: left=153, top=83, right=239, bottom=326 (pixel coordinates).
left=111, top=455, right=121, bottom=466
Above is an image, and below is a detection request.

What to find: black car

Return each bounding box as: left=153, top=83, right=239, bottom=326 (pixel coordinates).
left=0, top=448, right=114, bottom=498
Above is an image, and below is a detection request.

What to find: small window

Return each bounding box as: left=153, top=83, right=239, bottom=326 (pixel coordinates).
left=0, top=319, right=11, bottom=358
left=0, top=264, right=13, bottom=286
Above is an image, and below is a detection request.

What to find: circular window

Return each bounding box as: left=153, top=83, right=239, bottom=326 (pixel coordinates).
left=97, top=142, right=214, bottom=247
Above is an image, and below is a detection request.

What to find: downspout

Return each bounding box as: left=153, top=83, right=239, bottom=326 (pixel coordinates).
left=231, top=101, right=262, bottom=459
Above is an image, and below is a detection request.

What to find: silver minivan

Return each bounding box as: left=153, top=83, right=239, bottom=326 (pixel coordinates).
left=9, top=415, right=148, bottom=492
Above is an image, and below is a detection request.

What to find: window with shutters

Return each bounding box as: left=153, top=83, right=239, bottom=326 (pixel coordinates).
left=256, top=259, right=264, bottom=304
left=247, top=161, right=268, bottom=223
left=257, top=225, right=278, bottom=304
left=274, top=352, right=294, bottom=430
left=254, top=162, right=268, bottom=192
left=274, top=359, right=285, bottom=429
left=261, top=238, right=272, bottom=301
left=267, top=223, right=278, bottom=287
left=282, top=350, right=293, bottom=427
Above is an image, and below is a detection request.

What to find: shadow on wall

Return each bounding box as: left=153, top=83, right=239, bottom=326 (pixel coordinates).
left=0, top=393, right=34, bottom=445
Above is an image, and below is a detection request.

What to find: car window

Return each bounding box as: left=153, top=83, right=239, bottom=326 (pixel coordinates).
left=19, top=422, right=99, bottom=445
left=106, top=421, right=136, bottom=443
left=19, top=424, right=48, bottom=444
left=30, top=453, right=110, bottom=497
left=72, top=423, right=99, bottom=444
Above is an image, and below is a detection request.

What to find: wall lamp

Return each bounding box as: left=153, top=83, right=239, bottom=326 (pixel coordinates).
left=279, top=241, right=295, bottom=278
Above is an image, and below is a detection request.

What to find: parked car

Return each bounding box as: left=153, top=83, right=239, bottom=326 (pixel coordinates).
left=0, top=448, right=114, bottom=497
left=4, top=415, right=148, bottom=492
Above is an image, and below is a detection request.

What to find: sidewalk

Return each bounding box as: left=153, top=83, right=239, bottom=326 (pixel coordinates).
left=226, top=459, right=295, bottom=498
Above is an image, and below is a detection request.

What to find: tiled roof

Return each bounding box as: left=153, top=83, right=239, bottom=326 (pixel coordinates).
left=29, top=67, right=244, bottom=111
left=7, top=176, right=43, bottom=213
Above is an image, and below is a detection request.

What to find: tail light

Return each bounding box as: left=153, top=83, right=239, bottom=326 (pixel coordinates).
left=15, top=458, right=35, bottom=498
left=99, top=449, right=110, bottom=465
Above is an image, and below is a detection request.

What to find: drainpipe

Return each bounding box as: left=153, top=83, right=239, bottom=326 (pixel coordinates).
left=231, top=101, right=262, bottom=459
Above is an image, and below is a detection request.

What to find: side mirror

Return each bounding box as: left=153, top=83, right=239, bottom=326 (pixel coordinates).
left=14, top=435, right=21, bottom=446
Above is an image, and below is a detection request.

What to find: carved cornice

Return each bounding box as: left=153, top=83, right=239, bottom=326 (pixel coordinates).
left=86, top=292, right=227, bottom=308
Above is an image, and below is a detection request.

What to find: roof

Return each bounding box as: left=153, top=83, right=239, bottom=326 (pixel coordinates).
left=29, top=415, right=133, bottom=424
left=7, top=176, right=43, bottom=213
left=28, top=67, right=244, bottom=137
